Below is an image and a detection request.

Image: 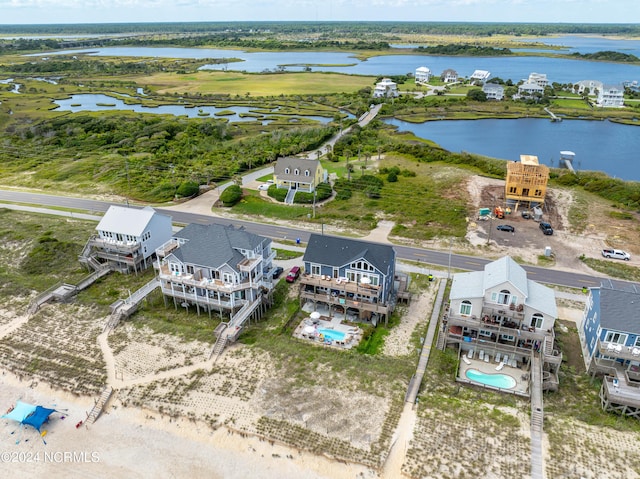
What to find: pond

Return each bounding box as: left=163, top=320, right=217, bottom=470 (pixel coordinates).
left=52, top=94, right=339, bottom=123
left=385, top=117, right=640, bottom=182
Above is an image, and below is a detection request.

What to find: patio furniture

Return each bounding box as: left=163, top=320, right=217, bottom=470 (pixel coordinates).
left=495, top=353, right=502, bottom=363
left=496, top=362, right=505, bottom=371
left=462, top=356, right=471, bottom=365
left=484, top=354, right=490, bottom=363
left=479, top=350, right=485, bottom=361
left=502, top=354, right=509, bottom=365
left=467, top=349, right=474, bottom=359
left=633, top=348, right=640, bottom=356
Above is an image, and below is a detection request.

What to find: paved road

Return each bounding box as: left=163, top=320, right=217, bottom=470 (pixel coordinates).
left=1, top=189, right=633, bottom=291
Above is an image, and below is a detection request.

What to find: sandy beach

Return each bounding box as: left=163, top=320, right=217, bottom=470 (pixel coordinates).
left=0, top=371, right=375, bottom=479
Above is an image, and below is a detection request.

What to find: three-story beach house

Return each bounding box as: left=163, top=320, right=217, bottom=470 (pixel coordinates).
left=79, top=205, right=173, bottom=274
left=298, top=234, right=399, bottom=326
left=154, top=223, right=275, bottom=334
left=580, top=282, right=640, bottom=418
left=442, top=256, right=561, bottom=395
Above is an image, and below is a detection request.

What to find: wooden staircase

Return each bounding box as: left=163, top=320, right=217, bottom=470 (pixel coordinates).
left=209, top=324, right=229, bottom=361
left=86, top=386, right=114, bottom=425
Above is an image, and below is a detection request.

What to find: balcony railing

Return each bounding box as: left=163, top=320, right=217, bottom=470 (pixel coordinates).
left=602, top=376, right=640, bottom=409
left=446, top=313, right=547, bottom=342
left=157, top=264, right=266, bottom=293
left=299, top=273, right=382, bottom=298
left=597, top=338, right=640, bottom=362
left=90, top=236, right=141, bottom=254
left=238, top=256, right=262, bottom=272
left=300, top=290, right=389, bottom=315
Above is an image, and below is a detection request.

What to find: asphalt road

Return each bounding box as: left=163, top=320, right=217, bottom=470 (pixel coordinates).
left=0, top=189, right=629, bottom=290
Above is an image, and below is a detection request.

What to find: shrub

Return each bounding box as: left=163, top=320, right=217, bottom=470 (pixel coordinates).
left=267, top=184, right=288, bottom=202
left=175, top=181, right=199, bottom=198
left=387, top=171, right=398, bottom=182
left=220, top=185, right=242, bottom=206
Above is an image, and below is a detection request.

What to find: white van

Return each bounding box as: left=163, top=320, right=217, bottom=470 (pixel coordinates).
left=602, top=249, right=631, bottom=261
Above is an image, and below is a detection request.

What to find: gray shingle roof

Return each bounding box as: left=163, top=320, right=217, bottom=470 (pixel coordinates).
left=303, top=234, right=395, bottom=273
left=483, top=256, right=528, bottom=295
left=598, top=285, right=640, bottom=335
left=171, top=223, right=269, bottom=270
left=274, top=157, right=321, bottom=182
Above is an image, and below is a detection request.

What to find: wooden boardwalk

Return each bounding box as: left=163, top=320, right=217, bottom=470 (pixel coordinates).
left=405, top=279, right=447, bottom=404
left=530, top=355, right=545, bottom=479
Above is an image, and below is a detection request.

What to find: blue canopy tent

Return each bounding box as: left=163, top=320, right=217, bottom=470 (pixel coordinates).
left=3, top=400, right=59, bottom=444
left=22, top=406, right=56, bottom=432
left=2, top=401, right=37, bottom=423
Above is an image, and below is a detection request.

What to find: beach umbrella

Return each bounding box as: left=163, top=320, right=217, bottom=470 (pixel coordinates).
left=310, top=311, right=321, bottom=320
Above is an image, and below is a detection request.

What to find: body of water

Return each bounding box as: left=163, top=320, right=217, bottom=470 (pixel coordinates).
left=29, top=46, right=640, bottom=85
left=52, top=94, right=336, bottom=123
left=515, top=35, right=640, bottom=57
left=385, top=117, right=640, bottom=182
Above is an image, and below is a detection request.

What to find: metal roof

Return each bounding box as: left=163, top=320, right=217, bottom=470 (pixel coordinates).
left=96, top=206, right=164, bottom=237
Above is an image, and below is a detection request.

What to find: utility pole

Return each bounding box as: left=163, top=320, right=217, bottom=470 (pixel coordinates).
left=312, top=190, right=316, bottom=218
left=125, top=158, right=131, bottom=207
left=447, top=238, right=453, bottom=279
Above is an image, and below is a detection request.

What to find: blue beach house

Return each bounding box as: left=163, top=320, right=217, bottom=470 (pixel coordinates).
left=299, top=234, right=399, bottom=325
left=580, top=282, right=640, bottom=417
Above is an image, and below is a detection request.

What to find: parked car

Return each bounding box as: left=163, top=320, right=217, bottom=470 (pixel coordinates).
left=258, top=183, right=270, bottom=191
left=539, top=222, right=554, bottom=235
left=602, top=249, right=631, bottom=261
left=271, top=266, right=284, bottom=279
left=496, top=225, right=515, bottom=232
left=521, top=211, right=532, bottom=219
left=286, top=266, right=301, bottom=283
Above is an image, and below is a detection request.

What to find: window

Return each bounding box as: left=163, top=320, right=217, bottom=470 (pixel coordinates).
left=492, top=289, right=512, bottom=305
left=605, top=331, right=627, bottom=345
left=509, top=186, right=517, bottom=194
left=535, top=189, right=542, bottom=196
left=285, top=168, right=290, bottom=174
left=294, top=168, right=299, bottom=175
left=635, top=337, right=640, bottom=348
left=531, top=314, right=544, bottom=329
left=460, top=300, right=472, bottom=316
left=501, top=334, right=515, bottom=342
left=479, top=329, right=492, bottom=338
left=304, top=170, right=310, bottom=176
left=311, top=264, right=321, bottom=275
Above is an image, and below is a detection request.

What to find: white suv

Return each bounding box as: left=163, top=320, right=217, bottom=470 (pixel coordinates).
left=602, top=249, right=631, bottom=261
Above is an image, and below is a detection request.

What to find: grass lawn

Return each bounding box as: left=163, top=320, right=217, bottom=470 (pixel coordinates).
left=126, top=71, right=377, bottom=96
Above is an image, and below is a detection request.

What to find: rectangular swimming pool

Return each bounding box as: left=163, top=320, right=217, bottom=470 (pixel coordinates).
left=317, top=328, right=346, bottom=341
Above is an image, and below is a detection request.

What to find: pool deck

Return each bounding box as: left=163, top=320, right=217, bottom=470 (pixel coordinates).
left=457, top=353, right=530, bottom=397
left=293, top=305, right=363, bottom=350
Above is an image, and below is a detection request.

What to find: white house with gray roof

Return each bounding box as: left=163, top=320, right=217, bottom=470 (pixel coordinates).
left=154, top=223, right=275, bottom=328
left=443, top=256, right=561, bottom=394
left=299, top=234, right=398, bottom=326
left=80, top=205, right=172, bottom=273
left=597, top=84, right=625, bottom=107
left=580, top=282, right=640, bottom=417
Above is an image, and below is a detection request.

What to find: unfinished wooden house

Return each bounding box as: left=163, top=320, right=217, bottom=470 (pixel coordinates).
left=504, top=155, right=549, bottom=209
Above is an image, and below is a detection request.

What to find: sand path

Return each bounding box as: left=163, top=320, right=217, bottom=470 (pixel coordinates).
left=380, top=402, right=417, bottom=479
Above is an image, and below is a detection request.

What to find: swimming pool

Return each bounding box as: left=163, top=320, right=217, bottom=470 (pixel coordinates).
left=465, top=368, right=516, bottom=389
left=318, top=328, right=346, bottom=341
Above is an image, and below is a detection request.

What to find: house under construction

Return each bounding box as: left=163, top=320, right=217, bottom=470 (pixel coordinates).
left=505, top=155, right=549, bottom=209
